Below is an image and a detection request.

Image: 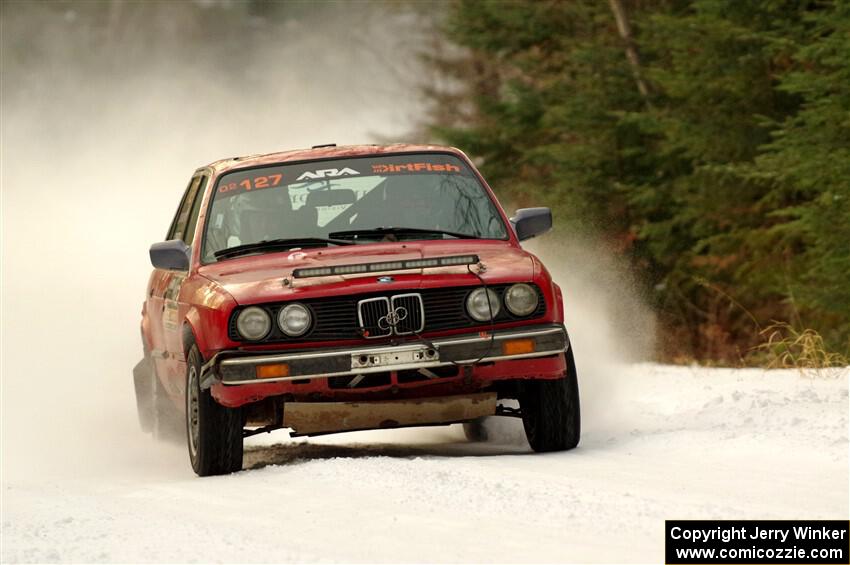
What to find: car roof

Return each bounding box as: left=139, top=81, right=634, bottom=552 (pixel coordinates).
left=200, top=143, right=468, bottom=175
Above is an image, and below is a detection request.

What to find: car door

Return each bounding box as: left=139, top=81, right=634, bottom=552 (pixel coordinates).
left=159, top=174, right=208, bottom=397
left=149, top=174, right=205, bottom=395
left=147, top=177, right=194, bottom=363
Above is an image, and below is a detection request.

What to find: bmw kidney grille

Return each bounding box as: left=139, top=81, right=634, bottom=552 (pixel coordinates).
left=358, top=293, right=425, bottom=338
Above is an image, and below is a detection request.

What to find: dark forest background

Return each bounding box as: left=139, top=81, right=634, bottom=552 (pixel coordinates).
left=3, top=0, right=847, bottom=365
left=419, top=0, right=849, bottom=364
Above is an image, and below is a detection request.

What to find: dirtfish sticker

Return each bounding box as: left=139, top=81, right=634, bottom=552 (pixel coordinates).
left=372, top=162, right=461, bottom=174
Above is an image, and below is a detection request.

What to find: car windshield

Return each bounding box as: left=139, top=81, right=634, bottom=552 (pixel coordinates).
left=202, top=153, right=508, bottom=262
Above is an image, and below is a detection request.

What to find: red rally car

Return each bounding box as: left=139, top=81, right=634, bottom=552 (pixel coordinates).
left=134, top=144, right=580, bottom=476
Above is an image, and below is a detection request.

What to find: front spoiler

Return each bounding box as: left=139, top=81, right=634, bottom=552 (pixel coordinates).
left=201, top=324, right=568, bottom=389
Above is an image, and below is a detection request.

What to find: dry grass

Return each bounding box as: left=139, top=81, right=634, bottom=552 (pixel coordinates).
left=750, top=322, right=849, bottom=377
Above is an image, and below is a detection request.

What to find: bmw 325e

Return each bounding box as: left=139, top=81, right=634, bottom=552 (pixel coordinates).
left=134, top=144, right=580, bottom=476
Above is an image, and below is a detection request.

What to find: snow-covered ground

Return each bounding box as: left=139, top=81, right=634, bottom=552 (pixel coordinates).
left=2, top=364, right=847, bottom=563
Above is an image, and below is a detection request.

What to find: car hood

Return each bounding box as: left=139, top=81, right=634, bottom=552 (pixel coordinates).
left=197, top=240, right=535, bottom=305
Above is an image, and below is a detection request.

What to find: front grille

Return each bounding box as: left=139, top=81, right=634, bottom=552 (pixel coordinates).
left=358, top=297, right=392, bottom=338
left=420, top=287, right=472, bottom=331
left=357, top=293, right=425, bottom=339
left=392, top=293, right=424, bottom=335
left=229, top=283, right=546, bottom=343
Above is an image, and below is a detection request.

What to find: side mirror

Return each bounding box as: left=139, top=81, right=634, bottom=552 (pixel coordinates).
left=510, top=207, right=552, bottom=241
left=150, top=239, right=190, bottom=270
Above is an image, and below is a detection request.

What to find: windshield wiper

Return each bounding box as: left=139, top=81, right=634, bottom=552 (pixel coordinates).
left=213, top=237, right=352, bottom=260
left=328, top=226, right=479, bottom=241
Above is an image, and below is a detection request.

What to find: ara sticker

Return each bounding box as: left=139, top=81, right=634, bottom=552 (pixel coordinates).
left=296, top=167, right=360, bottom=181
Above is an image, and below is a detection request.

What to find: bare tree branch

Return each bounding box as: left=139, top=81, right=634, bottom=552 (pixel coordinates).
left=608, top=0, right=652, bottom=103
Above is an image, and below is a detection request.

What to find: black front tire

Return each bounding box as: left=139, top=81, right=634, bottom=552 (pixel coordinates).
left=185, top=345, right=243, bottom=476
left=520, top=348, right=581, bottom=452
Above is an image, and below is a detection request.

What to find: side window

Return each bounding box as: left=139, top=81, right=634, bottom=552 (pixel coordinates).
left=166, top=178, right=193, bottom=240
left=167, top=176, right=202, bottom=241
left=183, top=175, right=208, bottom=245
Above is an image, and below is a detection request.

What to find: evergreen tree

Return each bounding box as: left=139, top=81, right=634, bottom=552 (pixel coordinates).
left=423, top=0, right=850, bottom=362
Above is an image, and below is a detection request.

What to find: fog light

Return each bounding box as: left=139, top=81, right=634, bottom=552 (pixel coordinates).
left=502, top=338, right=535, bottom=356
left=256, top=363, right=290, bottom=379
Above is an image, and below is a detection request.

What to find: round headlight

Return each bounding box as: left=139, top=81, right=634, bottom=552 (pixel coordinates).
left=504, top=283, right=539, bottom=316
left=466, top=287, right=501, bottom=322
left=277, top=303, right=312, bottom=337
left=236, top=307, right=271, bottom=340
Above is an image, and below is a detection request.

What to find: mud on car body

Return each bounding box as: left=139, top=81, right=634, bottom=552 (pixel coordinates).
left=134, top=143, right=580, bottom=476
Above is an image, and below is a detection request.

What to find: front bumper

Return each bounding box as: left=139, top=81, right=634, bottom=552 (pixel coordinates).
left=202, top=324, right=568, bottom=388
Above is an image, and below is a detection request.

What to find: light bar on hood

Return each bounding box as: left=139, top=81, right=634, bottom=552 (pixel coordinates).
left=293, top=254, right=480, bottom=279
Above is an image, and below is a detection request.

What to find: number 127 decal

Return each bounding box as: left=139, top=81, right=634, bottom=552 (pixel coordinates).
left=219, top=173, right=283, bottom=194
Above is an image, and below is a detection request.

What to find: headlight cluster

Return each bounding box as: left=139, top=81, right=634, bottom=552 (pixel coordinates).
left=235, top=307, right=271, bottom=340
left=466, top=283, right=539, bottom=322
left=504, top=283, right=539, bottom=316
left=235, top=303, right=312, bottom=340
left=466, top=288, right=501, bottom=321
left=278, top=303, right=311, bottom=337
